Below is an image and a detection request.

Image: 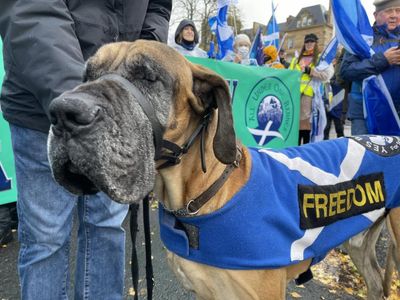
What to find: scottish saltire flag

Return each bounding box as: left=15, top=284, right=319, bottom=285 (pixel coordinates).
left=208, top=0, right=235, bottom=60
left=310, top=81, right=327, bottom=143
left=332, top=0, right=400, bottom=135
left=331, top=0, right=373, bottom=58
left=249, top=27, right=265, bottom=65
left=329, top=84, right=345, bottom=112
left=263, top=1, right=280, bottom=48
left=316, top=37, right=338, bottom=71
left=309, top=38, right=338, bottom=142
left=207, top=40, right=216, bottom=59
left=160, top=137, right=400, bottom=269
left=363, top=75, right=400, bottom=135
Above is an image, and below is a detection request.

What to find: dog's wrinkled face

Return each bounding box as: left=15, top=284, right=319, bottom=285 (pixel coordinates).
left=48, top=40, right=236, bottom=204
left=48, top=41, right=181, bottom=203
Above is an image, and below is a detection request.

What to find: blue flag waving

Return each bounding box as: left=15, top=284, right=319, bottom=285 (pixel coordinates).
left=263, top=1, right=280, bottom=48
left=316, top=37, right=339, bottom=71
left=249, top=27, right=265, bottom=65
left=332, top=0, right=400, bottom=135
left=309, top=38, right=338, bottom=143
left=208, top=0, right=236, bottom=60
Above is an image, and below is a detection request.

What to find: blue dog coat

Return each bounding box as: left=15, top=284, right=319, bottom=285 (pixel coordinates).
left=159, top=136, right=400, bottom=270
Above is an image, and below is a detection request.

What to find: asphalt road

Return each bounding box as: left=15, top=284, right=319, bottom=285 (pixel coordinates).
left=0, top=202, right=374, bottom=300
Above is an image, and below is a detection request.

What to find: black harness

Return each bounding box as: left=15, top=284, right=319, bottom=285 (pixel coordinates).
left=99, top=73, right=241, bottom=299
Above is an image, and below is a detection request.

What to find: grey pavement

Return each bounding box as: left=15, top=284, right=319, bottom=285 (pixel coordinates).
left=1, top=202, right=369, bottom=300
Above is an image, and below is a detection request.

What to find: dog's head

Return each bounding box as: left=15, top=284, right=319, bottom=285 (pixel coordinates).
left=48, top=40, right=236, bottom=204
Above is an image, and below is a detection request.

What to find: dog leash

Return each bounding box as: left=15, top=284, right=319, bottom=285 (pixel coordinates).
left=130, top=195, right=154, bottom=300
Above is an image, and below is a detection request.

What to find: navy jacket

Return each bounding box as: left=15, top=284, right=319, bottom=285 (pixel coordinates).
left=0, top=0, right=172, bottom=133
left=340, top=24, right=400, bottom=119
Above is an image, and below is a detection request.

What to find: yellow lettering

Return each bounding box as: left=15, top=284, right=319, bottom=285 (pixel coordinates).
left=315, top=194, right=328, bottom=218
left=366, top=180, right=385, bottom=204
left=353, top=184, right=366, bottom=206
left=347, top=188, right=354, bottom=211
left=329, top=192, right=337, bottom=217
left=302, top=194, right=315, bottom=218
left=336, top=190, right=347, bottom=214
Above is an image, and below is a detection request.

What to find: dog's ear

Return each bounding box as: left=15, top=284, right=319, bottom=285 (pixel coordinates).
left=190, top=63, right=236, bottom=164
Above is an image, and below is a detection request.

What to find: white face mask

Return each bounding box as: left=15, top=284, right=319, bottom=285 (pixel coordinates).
left=237, top=46, right=249, bottom=58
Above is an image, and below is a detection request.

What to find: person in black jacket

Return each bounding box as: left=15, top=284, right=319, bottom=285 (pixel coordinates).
left=0, top=1, right=171, bottom=299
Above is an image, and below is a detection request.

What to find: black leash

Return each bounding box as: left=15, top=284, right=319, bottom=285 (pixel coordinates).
left=143, top=195, right=154, bottom=299
left=129, top=203, right=140, bottom=300
left=130, top=196, right=154, bottom=300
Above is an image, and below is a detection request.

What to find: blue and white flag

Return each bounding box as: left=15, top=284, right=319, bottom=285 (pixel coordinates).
left=331, top=0, right=373, bottom=59
left=263, top=1, right=280, bottom=48
left=309, top=38, right=338, bottom=142
left=363, top=75, right=400, bottom=135
left=332, top=0, right=400, bottom=135
left=160, top=136, right=400, bottom=269
left=316, top=37, right=338, bottom=71
left=208, top=1, right=235, bottom=60
left=310, top=81, right=327, bottom=143
left=207, top=40, right=216, bottom=59
left=249, top=27, right=265, bottom=65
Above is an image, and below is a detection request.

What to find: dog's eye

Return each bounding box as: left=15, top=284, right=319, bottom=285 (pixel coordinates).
left=144, top=72, right=158, bottom=82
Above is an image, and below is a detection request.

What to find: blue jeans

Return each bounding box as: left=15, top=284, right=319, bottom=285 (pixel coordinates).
left=10, top=124, right=129, bottom=300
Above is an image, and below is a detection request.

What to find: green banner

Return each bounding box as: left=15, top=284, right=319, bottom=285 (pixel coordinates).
left=188, top=57, right=301, bottom=149
left=0, top=39, right=18, bottom=204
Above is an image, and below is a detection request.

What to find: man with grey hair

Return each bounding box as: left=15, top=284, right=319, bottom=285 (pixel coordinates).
left=340, top=0, right=400, bottom=135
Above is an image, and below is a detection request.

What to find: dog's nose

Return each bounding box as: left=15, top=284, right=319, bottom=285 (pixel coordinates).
left=49, top=93, right=101, bottom=136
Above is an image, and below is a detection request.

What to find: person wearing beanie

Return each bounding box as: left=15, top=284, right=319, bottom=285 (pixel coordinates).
left=340, top=0, right=400, bottom=135
left=263, top=45, right=285, bottom=69
left=289, top=33, right=334, bottom=145
left=279, top=48, right=290, bottom=68
left=222, top=33, right=258, bottom=66
left=172, top=19, right=208, bottom=58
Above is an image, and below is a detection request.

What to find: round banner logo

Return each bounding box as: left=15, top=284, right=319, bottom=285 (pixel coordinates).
left=350, top=135, right=400, bottom=157
left=245, top=76, right=295, bottom=146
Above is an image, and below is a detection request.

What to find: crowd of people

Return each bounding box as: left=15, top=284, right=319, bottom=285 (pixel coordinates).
left=1, top=0, right=400, bottom=298
left=170, top=20, right=341, bottom=145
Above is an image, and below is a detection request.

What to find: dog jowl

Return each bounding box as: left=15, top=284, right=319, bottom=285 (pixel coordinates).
left=48, top=41, right=180, bottom=204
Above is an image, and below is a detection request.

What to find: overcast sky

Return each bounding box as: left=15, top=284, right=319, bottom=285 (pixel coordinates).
left=168, top=0, right=376, bottom=42
left=237, top=0, right=376, bottom=28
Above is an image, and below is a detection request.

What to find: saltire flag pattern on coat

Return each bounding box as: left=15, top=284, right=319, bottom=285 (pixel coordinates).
left=331, top=0, right=400, bottom=135
left=160, top=136, right=400, bottom=269
left=263, top=1, right=280, bottom=49
left=208, top=0, right=236, bottom=60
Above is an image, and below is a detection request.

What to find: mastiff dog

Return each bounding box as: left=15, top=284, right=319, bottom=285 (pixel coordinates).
left=48, top=40, right=400, bottom=300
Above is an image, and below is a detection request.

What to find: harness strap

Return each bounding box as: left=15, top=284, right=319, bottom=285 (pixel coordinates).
left=170, top=145, right=242, bottom=217
left=157, top=111, right=212, bottom=171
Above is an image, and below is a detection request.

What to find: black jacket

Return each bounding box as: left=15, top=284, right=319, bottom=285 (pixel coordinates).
left=0, top=0, right=172, bottom=133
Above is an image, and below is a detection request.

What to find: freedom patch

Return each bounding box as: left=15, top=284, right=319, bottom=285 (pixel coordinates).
left=349, top=135, right=400, bottom=157
left=298, top=173, right=386, bottom=230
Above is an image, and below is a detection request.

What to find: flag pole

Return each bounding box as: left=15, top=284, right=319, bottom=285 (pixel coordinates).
left=232, top=5, right=238, bottom=36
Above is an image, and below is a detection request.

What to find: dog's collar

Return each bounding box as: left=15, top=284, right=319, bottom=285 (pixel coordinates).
left=99, top=73, right=165, bottom=160
left=163, top=145, right=242, bottom=217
